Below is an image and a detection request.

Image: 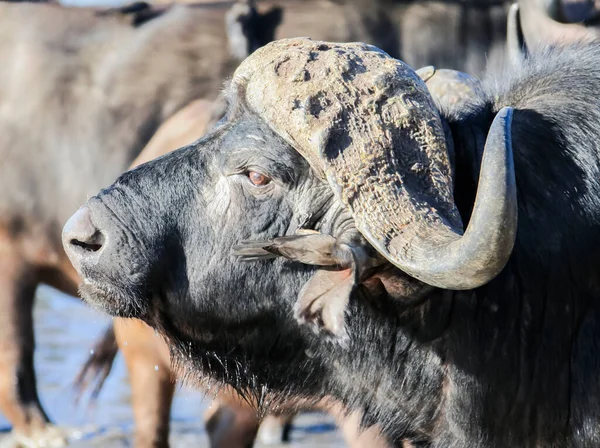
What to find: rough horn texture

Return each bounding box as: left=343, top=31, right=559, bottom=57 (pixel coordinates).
left=232, top=37, right=463, bottom=271
left=231, top=38, right=517, bottom=290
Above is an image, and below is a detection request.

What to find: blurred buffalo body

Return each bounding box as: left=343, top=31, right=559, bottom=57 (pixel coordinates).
left=272, top=0, right=510, bottom=75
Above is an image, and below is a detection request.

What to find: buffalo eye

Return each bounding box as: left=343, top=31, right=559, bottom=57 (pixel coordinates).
left=247, top=171, right=271, bottom=186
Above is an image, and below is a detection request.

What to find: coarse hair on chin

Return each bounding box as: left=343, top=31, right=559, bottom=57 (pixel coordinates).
left=78, top=281, right=147, bottom=319
left=163, top=328, right=322, bottom=418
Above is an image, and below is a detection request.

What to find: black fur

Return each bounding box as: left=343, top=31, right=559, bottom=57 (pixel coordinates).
left=70, top=43, right=600, bottom=447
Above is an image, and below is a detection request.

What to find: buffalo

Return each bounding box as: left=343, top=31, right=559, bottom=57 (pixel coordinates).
left=64, top=37, right=600, bottom=446
left=6, top=0, right=599, bottom=446
left=0, top=0, right=509, bottom=444
left=66, top=1, right=519, bottom=444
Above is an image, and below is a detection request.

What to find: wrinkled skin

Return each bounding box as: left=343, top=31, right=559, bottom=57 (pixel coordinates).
left=99, top=98, right=391, bottom=448
left=66, top=42, right=600, bottom=447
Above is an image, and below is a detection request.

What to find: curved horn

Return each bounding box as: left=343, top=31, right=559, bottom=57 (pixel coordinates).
left=234, top=39, right=517, bottom=290
left=370, top=107, right=517, bottom=289
left=507, top=3, right=527, bottom=66
left=519, top=0, right=598, bottom=49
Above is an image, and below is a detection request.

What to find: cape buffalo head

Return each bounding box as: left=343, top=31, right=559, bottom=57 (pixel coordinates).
left=62, top=38, right=517, bottom=410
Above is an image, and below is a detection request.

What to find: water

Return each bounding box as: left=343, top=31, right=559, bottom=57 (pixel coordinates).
left=0, top=286, right=344, bottom=447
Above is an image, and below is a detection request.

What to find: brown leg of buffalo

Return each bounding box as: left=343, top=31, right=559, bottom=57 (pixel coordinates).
left=204, top=395, right=260, bottom=448
left=114, top=318, right=174, bottom=448
left=0, top=248, right=66, bottom=447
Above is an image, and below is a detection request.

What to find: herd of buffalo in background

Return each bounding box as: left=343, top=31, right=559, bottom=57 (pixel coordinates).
left=0, top=0, right=598, bottom=446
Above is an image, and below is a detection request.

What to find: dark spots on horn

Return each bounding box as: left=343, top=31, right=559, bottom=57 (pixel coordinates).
left=374, top=73, right=394, bottom=91
left=367, top=92, right=389, bottom=116
left=292, top=69, right=311, bottom=82
left=304, top=92, right=331, bottom=118
left=341, top=56, right=367, bottom=82
left=274, top=56, right=292, bottom=76
left=322, top=110, right=353, bottom=161
left=316, top=44, right=331, bottom=51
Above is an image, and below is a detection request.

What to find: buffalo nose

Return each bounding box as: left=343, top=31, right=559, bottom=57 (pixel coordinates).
left=63, top=207, right=105, bottom=267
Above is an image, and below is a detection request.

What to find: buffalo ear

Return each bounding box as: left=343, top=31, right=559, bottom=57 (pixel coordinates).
left=295, top=268, right=356, bottom=344
left=232, top=233, right=382, bottom=342
left=226, top=1, right=256, bottom=60
left=232, top=234, right=356, bottom=341
left=361, top=269, right=434, bottom=303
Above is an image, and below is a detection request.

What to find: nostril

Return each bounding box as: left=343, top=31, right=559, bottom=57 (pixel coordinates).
left=63, top=206, right=106, bottom=258
left=70, top=230, right=105, bottom=253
